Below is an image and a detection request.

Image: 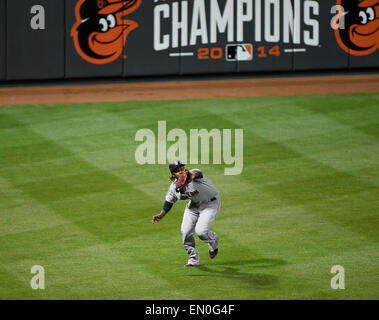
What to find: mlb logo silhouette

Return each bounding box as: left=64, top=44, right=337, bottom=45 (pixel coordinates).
left=226, top=44, right=253, bottom=61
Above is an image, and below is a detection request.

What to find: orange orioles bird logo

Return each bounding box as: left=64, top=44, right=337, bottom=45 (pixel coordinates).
left=335, top=0, right=379, bottom=56
left=71, top=0, right=142, bottom=64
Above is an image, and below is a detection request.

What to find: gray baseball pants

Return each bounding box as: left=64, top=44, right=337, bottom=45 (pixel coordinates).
left=181, top=197, right=221, bottom=264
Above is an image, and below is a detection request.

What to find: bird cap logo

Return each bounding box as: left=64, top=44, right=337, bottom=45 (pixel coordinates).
left=335, top=0, right=379, bottom=56
left=71, top=0, right=142, bottom=64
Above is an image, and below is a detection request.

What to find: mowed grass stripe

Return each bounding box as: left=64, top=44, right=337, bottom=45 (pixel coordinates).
left=299, top=144, right=379, bottom=172
left=297, top=92, right=379, bottom=117
left=349, top=167, right=379, bottom=187
left=0, top=183, right=68, bottom=236
left=0, top=264, right=35, bottom=299
left=275, top=128, right=378, bottom=155
left=0, top=157, right=97, bottom=185
left=356, top=122, right=379, bottom=139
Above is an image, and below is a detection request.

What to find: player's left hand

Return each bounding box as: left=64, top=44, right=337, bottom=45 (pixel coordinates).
left=176, top=170, right=193, bottom=190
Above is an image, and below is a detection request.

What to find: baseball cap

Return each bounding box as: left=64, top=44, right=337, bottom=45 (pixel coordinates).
left=169, top=160, right=185, bottom=173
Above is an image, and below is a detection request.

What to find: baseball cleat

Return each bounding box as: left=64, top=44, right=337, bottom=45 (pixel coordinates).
left=184, top=262, right=200, bottom=267
left=209, top=235, right=219, bottom=259
left=209, top=248, right=218, bottom=259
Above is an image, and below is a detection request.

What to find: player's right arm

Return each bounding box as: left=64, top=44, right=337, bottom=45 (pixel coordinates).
left=151, top=201, right=174, bottom=223
left=152, top=183, right=178, bottom=223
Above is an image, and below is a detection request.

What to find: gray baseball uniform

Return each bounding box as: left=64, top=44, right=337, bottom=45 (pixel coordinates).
left=165, top=169, right=221, bottom=265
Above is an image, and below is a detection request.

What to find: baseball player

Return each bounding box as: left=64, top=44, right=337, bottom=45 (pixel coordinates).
left=152, top=160, right=221, bottom=267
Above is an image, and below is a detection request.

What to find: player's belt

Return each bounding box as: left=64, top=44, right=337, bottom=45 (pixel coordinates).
left=210, top=197, right=217, bottom=201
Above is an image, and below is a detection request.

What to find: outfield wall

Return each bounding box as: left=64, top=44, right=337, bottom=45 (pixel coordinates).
left=1, top=0, right=378, bottom=81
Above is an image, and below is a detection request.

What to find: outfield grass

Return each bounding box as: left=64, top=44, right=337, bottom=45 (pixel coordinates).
left=0, top=93, right=378, bottom=300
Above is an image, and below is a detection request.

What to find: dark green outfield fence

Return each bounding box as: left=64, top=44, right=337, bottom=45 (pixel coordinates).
left=1, top=0, right=378, bottom=81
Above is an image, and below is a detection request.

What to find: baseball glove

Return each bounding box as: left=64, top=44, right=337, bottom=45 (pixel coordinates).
left=176, top=170, right=192, bottom=191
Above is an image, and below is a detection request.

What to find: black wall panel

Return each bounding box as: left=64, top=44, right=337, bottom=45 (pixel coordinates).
left=6, top=0, right=65, bottom=80
left=293, top=0, right=349, bottom=71
left=0, top=0, right=6, bottom=80
left=349, top=52, right=379, bottom=69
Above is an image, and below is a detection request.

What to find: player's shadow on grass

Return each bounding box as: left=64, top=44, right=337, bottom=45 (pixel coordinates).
left=193, top=258, right=286, bottom=288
